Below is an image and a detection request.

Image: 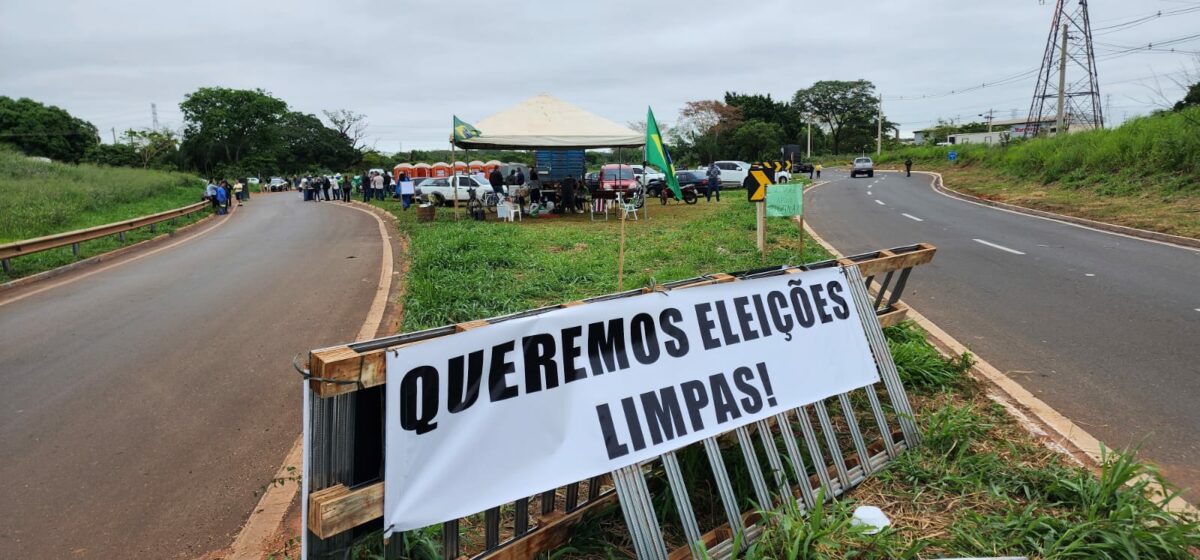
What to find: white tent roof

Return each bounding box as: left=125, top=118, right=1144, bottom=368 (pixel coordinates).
left=455, top=93, right=643, bottom=149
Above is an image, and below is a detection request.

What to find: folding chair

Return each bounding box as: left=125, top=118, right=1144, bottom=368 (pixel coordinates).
left=590, top=195, right=610, bottom=221
left=617, top=192, right=638, bottom=221
left=503, top=198, right=522, bottom=222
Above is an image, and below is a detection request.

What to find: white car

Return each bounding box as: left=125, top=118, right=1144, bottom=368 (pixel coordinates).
left=630, top=164, right=666, bottom=187
left=713, top=160, right=790, bottom=186
left=268, top=177, right=289, bottom=191
left=416, top=175, right=495, bottom=205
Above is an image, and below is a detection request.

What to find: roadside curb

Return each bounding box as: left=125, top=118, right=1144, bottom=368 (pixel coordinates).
left=917, top=170, right=1200, bottom=250
left=0, top=210, right=220, bottom=294
left=798, top=216, right=1199, bottom=518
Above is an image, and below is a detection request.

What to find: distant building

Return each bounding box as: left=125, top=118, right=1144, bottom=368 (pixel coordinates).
left=913, top=115, right=1093, bottom=145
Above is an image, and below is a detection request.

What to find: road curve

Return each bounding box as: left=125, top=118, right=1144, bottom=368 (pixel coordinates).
left=0, top=193, right=384, bottom=558
left=806, top=169, right=1200, bottom=502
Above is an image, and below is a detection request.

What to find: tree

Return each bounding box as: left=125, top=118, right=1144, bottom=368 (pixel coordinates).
left=0, top=96, right=99, bottom=162
left=277, top=112, right=359, bottom=173
left=730, top=120, right=784, bottom=161
left=725, top=92, right=802, bottom=141
left=1175, top=82, right=1200, bottom=111
left=83, top=143, right=138, bottom=167
left=179, top=87, right=288, bottom=173
left=793, top=80, right=880, bottom=154
left=323, top=109, right=368, bottom=151
left=675, top=100, right=742, bottom=163
left=126, top=129, right=178, bottom=168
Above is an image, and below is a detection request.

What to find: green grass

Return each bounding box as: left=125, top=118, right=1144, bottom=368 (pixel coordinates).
left=346, top=198, right=1199, bottom=559
left=377, top=194, right=827, bottom=331
left=864, top=109, right=1200, bottom=238
left=0, top=145, right=209, bottom=281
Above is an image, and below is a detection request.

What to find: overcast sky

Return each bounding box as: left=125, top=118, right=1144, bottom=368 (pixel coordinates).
left=2, top=0, right=1197, bottom=151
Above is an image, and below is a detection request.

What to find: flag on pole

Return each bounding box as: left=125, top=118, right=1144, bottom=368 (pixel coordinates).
left=645, top=107, right=681, bottom=200
left=453, top=116, right=481, bottom=143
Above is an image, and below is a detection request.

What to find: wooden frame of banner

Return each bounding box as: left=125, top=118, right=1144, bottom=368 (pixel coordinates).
left=303, top=243, right=935, bottom=553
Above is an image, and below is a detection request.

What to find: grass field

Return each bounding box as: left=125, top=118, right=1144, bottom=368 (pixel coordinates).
left=869, top=109, right=1200, bottom=238
left=318, top=194, right=1199, bottom=560
left=0, top=146, right=209, bottom=281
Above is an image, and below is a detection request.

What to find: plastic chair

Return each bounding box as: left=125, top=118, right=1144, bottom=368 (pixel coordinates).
left=504, top=198, right=522, bottom=222
left=617, top=192, right=638, bottom=221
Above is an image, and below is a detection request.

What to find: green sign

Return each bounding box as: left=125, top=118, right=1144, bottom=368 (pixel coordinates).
left=766, top=183, right=803, bottom=217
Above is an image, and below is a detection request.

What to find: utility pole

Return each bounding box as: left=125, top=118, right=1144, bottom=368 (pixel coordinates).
left=806, top=120, right=811, bottom=159
left=111, top=127, right=117, bottom=143
left=979, top=109, right=995, bottom=132
left=876, top=96, right=882, bottom=155
left=1055, top=23, right=1068, bottom=136
left=151, top=103, right=159, bottom=130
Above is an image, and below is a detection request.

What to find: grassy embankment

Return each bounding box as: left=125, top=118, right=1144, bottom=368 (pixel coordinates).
left=326, top=195, right=1198, bottom=559
left=0, top=146, right=208, bottom=281
left=875, top=108, right=1200, bottom=239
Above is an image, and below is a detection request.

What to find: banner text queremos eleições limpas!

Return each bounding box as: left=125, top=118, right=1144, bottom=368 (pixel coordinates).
left=383, top=267, right=879, bottom=532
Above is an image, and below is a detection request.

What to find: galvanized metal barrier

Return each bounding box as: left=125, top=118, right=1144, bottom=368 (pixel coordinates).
left=301, top=243, right=935, bottom=559
left=0, top=200, right=209, bottom=275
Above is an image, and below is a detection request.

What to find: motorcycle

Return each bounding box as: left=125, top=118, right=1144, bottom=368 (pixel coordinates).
left=659, top=183, right=699, bottom=205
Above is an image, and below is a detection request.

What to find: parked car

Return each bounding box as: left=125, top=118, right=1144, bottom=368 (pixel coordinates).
left=631, top=164, right=666, bottom=189
left=584, top=171, right=600, bottom=190
left=643, top=170, right=705, bottom=197
left=415, top=174, right=495, bottom=205
left=268, top=177, right=289, bottom=191
left=850, top=157, right=874, bottom=178
left=598, top=164, right=638, bottom=194
left=713, top=161, right=750, bottom=186
left=790, top=161, right=814, bottom=174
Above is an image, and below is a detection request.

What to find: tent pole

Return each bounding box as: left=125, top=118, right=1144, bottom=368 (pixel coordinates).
left=451, top=140, right=459, bottom=220
left=617, top=146, right=627, bottom=291
left=643, top=144, right=649, bottom=221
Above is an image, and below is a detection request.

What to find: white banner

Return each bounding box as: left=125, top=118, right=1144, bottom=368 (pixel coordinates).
left=384, top=267, right=878, bottom=533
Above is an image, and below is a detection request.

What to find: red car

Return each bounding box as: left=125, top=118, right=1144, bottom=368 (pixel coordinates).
left=598, top=164, right=637, bottom=194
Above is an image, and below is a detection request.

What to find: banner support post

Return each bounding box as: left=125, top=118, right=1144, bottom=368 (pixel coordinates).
left=756, top=200, right=766, bottom=254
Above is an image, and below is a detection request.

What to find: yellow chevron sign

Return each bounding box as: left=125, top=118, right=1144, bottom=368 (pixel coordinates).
left=747, top=168, right=772, bottom=201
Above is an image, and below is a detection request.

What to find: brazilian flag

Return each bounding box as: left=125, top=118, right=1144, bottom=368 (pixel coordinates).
left=645, top=107, right=681, bottom=200
left=453, top=116, right=481, bottom=142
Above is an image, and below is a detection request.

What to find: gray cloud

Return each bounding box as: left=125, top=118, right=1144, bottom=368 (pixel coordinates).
left=2, top=0, right=1196, bottom=151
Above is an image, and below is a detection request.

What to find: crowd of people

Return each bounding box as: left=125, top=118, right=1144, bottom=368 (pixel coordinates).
left=202, top=178, right=251, bottom=215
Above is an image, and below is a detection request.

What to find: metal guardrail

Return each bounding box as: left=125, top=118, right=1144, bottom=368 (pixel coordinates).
left=0, top=201, right=209, bottom=274
left=302, top=243, right=936, bottom=559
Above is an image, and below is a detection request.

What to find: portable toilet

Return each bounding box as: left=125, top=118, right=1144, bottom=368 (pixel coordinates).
left=412, top=163, right=431, bottom=178
left=431, top=162, right=451, bottom=178
left=468, top=160, right=484, bottom=174
left=394, top=163, right=414, bottom=179
left=483, top=159, right=502, bottom=175
left=453, top=161, right=468, bottom=174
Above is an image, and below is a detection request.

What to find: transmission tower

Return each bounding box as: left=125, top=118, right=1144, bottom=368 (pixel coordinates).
left=1025, top=0, right=1103, bottom=136
left=151, top=103, right=159, bottom=130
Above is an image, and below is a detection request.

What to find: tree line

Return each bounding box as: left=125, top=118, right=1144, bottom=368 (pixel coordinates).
left=0, top=88, right=364, bottom=178
left=665, top=80, right=900, bottom=167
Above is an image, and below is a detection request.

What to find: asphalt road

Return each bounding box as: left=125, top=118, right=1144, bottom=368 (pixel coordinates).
left=0, top=193, right=383, bottom=558
left=806, top=169, right=1200, bottom=502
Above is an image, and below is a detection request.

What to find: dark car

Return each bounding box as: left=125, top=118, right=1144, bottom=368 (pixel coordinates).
left=584, top=171, right=599, bottom=190
left=644, top=170, right=705, bottom=197
left=790, top=161, right=814, bottom=174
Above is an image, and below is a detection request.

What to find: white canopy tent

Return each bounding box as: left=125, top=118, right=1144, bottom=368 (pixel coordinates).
left=453, top=93, right=643, bottom=150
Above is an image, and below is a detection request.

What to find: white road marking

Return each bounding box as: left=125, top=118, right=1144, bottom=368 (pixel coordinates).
left=1085, top=273, right=1096, bottom=277
left=902, top=213, right=924, bottom=222
left=875, top=199, right=886, bottom=205
left=867, top=191, right=872, bottom=195
left=973, top=238, right=1026, bottom=255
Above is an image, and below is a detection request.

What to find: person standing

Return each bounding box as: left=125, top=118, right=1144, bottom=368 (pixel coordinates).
left=904, top=157, right=913, bottom=177
left=561, top=173, right=578, bottom=214
left=515, top=167, right=525, bottom=188
left=398, top=172, right=412, bottom=209
left=371, top=171, right=384, bottom=201
left=340, top=175, right=351, bottom=202
left=360, top=171, right=371, bottom=202
left=705, top=162, right=721, bottom=202
left=332, top=176, right=342, bottom=201
left=233, top=179, right=245, bottom=206
left=815, top=163, right=822, bottom=179
left=488, top=167, right=505, bottom=196
left=205, top=179, right=218, bottom=212
left=216, top=180, right=230, bottom=214
left=322, top=176, right=332, bottom=201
